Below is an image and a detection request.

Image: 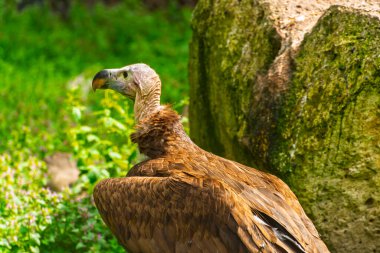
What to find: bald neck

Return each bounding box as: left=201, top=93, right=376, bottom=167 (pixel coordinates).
left=133, top=77, right=162, bottom=123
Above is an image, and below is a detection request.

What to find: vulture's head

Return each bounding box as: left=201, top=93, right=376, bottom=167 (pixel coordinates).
left=92, top=63, right=161, bottom=100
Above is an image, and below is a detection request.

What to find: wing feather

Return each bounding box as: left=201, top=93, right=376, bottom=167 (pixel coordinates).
left=219, top=159, right=329, bottom=252
left=94, top=158, right=328, bottom=253
left=94, top=174, right=254, bottom=252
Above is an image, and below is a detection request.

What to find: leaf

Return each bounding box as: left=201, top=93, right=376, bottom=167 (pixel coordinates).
left=20, top=224, right=29, bottom=235
left=86, top=134, right=100, bottom=143
left=102, top=117, right=126, bottom=131
left=76, top=242, right=85, bottom=249
left=108, top=150, right=122, bottom=159
left=0, top=238, right=11, bottom=249
left=30, top=246, right=40, bottom=253
left=38, top=225, right=47, bottom=231
left=72, top=107, right=82, bottom=121
left=30, top=232, right=41, bottom=245
left=79, top=126, right=92, bottom=133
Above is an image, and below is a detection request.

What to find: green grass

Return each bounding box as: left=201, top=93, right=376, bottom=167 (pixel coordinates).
left=0, top=1, right=192, bottom=252
left=0, top=1, right=191, bottom=150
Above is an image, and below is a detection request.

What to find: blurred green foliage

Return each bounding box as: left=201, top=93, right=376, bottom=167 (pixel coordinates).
left=0, top=0, right=191, bottom=148
left=0, top=1, right=191, bottom=252
left=1, top=91, right=138, bottom=252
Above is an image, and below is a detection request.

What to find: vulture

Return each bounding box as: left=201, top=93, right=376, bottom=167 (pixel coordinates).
left=92, top=63, right=330, bottom=253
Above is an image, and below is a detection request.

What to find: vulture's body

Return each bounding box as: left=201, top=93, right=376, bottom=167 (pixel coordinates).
left=92, top=64, right=330, bottom=253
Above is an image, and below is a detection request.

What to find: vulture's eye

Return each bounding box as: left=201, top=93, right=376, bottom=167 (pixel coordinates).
left=123, top=71, right=128, bottom=78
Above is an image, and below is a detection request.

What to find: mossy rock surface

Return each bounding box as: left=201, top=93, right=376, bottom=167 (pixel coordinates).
left=271, top=7, right=380, bottom=252
left=189, top=2, right=380, bottom=252
left=189, top=0, right=281, bottom=166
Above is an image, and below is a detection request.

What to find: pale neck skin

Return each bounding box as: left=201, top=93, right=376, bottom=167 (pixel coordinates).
left=133, top=77, right=162, bottom=123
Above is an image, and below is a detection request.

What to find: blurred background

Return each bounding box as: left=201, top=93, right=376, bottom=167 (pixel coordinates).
left=0, top=0, right=194, bottom=252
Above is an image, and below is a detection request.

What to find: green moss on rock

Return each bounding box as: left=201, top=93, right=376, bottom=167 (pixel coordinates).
left=270, top=7, right=380, bottom=252
left=189, top=0, right=281, bottom=166
left=190, top=2, right=380, bottom=252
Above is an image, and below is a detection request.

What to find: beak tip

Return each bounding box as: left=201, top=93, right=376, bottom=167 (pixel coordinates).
left=92, top=69, right=110, bottom=91
left=92, top=78, right=106, bottom=91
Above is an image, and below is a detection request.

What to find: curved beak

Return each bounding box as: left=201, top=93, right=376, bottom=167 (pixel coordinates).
left=92, top=70, right=111, bottom=91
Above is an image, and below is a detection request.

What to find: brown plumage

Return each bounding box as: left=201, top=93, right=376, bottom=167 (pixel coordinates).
left=92, top=63, right=330, bottom=253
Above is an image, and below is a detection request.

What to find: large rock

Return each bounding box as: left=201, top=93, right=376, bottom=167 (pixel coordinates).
left=189, top=1, right=380, bottom=252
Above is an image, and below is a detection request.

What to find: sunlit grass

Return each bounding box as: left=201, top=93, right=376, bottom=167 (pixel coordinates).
left=0, top=1, right=191, bottom=150
left=0, top=1, right=192, bottom=252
